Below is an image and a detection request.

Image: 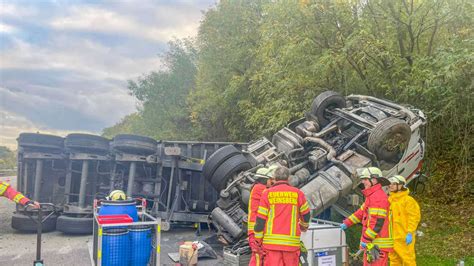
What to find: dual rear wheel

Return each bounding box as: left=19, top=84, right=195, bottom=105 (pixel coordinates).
left=203, top=145, right=253, bottom=192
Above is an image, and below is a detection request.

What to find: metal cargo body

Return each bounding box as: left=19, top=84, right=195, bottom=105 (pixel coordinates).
left=13, top=132, right=249, bottom=234
left=152, top=141, right=247, bottom=228
left=12, top=133, right=66, bottom=232
left=16, top=134, right=66, bottom=207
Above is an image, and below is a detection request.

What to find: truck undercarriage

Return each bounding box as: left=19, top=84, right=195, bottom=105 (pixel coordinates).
left=202, top=91, right=427, bottom=245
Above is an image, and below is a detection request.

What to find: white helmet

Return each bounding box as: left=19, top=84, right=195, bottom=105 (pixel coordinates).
left=254, top=165, right=278, bottom=179
left=388, top=175, right=407, bottom=185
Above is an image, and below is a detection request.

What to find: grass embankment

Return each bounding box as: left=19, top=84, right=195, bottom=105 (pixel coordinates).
left=415, top=196, right=473, bottom=265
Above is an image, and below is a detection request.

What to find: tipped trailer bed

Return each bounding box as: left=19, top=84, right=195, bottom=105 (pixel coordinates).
left=13, top=134, right=248, bottom=234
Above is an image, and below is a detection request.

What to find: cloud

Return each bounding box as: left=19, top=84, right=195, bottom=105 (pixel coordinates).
left=0, top=23, right=17, bottom=34
left=0, top=0, right=215, bottom=150
left=0, top=35, right=142, bottom=131
left=0, top=3, right=37, bottom=17
left=0, top=85, right=114, bottom=131
left=0, top=109, right=92, bottom=151
left=49, top=2, right=206, bottom=43
left=1, top=36, right=162, bottom=79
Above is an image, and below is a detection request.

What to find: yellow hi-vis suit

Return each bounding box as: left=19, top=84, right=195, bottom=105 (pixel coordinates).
left=388, top=189, right=421, bottom=266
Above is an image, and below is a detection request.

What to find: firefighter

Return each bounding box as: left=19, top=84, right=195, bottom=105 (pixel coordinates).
left=248, top=165, right=277, bottom=266
left=0, top=181, right=40, bottom=208
left=340, top=167, right=393, bottom=266
left=388, top=175, right=420, bottom=266
left=254, top=166, right=311, bottom=266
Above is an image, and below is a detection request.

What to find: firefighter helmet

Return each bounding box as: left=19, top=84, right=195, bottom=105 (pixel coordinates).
left=356, top=167, right=390, bottom=186
left=255, top=164, right=278, bottom=179
left=107, top=190, right=126, bottom=201
left=388, top=175, right=407, bottom=185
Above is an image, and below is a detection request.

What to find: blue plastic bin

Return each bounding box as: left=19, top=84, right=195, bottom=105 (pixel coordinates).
left=129, top=225, right=152, bottom=266
left=102, top=228, right=130, bottom=266
left=99, top=200, right=139, bottom=221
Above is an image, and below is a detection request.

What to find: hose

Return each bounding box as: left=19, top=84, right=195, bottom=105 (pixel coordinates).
left=311, top=124, right=338, bottom=138
left=304, top=137, right=336, bottom=160
left=304, top=137, right=353, bottom=177
left=289, top=161, right=309, bottom=174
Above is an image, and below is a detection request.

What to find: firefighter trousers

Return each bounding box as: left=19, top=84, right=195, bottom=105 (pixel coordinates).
left=249, top=251, right=264, bottom=266
left=263, top=250, right=300, bottom=266
left=389, top=239, right=416, bottom=266
left=363, top=250, right=389, bottom=266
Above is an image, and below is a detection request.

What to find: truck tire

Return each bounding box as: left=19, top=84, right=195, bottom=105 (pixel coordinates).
left=203, top=145, right=241, bottom=183
left=311, top=91, right=346, bottom=126
left=368, top=118, right=411, bottom=162
left=210, top=154, right=252, bottom=192
left=65, top=134, right=110, bottom=153
left=111, top=134, right=157, bottom=155
left=56, top=215, right=93, bottom=234
left=11, top=212, right=57, bottom=233
left=18, top=133, right=64, bottom=150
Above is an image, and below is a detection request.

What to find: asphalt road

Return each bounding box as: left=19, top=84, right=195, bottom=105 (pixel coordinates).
left=0, top=176, right=223, bottom=265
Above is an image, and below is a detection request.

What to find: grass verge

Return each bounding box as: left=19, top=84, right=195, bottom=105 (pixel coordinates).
left=415, top=195, right=473, bottom=265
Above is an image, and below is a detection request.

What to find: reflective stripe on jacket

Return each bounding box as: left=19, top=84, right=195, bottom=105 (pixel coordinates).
left=248, top=183, right=267, bottom=236
left=344, top=183, right=394, bottom=251
left=388, top=189, right=421, bottom=240
left=255, top=181, right=310, bottom=251
left=0, top=181, right=30, bottom=205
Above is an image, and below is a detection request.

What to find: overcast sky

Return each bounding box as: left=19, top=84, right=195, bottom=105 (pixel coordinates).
left=0, top=0, right=215, bottom=149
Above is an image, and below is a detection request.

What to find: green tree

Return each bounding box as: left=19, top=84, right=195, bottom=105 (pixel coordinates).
left=0, top=146, right=16, bottom=171
left=102, top=113, right=145, bottom=139
left=189, top=0, right=265, bottom=140
left=103, top=39, right=198, bottom=140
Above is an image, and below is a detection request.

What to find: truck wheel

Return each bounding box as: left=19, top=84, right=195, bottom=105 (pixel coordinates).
left=210, top=154, right=252, bottom=191
left=11, top=212, right=57, bottom=233
left=368, top=118, right=411, bottom=162
left=56, top=215, right=93, bottom=234
left=311, top=91, right=346, bottom=126
left=111, top=134, right=157, bottom=155
left=203, top=145, right=241, bottom=183
left=65, top=134, right=110, bottom=153
left=161, top=221, right=171, bottom=231
left=18, top=133, right=64, bottom=150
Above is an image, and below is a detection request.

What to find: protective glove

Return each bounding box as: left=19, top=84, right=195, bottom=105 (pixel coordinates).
left=300, top=222, right=309, bottom=232
left=248, top=236, right=259, bottom=252
left=406, top=232, right=413, bottom=245
left=255, top=240, right=266, bottom=256
left=360, top=242, right=367, bottom=249
left=340, top=223, right=348, bottom=230
left=249, top=236, right=266, bottom=255
left=25, top=201, right=40, bottom=209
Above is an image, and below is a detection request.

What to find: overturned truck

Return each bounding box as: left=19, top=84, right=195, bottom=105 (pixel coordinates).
left=13, top=132, right=246, bottom=234
left=203, top=91, right=426, bottom=244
